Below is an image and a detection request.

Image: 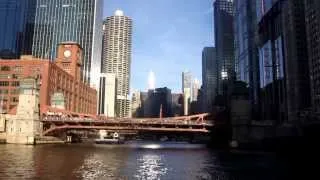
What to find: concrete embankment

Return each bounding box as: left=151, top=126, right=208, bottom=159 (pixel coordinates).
left=35, top=136, right=65, bottom=145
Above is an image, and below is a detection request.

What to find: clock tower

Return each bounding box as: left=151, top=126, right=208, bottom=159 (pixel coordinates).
left=56, top=42, right=83, bottom=80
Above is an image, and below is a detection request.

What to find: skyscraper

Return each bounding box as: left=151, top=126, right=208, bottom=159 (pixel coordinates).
left=202, top=47, right=217, bottom=112
left=101, top=10, right=132, bottom=118
left=32, top=0, right=103, bottom=85
left=192, top=78, right=200, bottom=102
left=0, top=0, right=36, bottom=59
left=98, top=73, right=116, bottom=117
left=182, top=71, right=192, bottom=115
left=257, top=0, right=311, bottom=122
left=214, top=0, right=235, bottom=95
left=305, top=0, right=320, bottom=113
left=234, top=0, right=260, bottom=118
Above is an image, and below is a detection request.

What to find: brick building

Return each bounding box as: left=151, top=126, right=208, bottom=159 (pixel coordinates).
left=0, top=42, right=97, bottom=115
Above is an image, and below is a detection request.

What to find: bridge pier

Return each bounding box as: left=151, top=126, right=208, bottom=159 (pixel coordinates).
left=4, top=78, right=42, bottom=145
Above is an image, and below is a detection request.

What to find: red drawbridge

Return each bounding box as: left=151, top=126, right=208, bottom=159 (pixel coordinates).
left=41, top=106, right=214, bottom=136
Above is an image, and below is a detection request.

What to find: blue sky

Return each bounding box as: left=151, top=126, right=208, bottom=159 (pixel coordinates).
left=103, top=0, right=214, bottom=93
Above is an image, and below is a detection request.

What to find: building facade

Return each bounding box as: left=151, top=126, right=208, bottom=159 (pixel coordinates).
left=98, top=73, right=116, bottom=117
left=101, top=10, right=132, bottom=117
left=234, top=0, right=260, bottom=119
left=0, top=43, right=97, bottom=115
left=144, top=87, right=172, bottom=118
left=182, top=71, right=192, bottom=115
left=202, top=47, right=217, bottom=112
left=304, top=0, right=320, bottom=113
left=0, top=0, right=36, bottom=59
left=214, top=0, right=235, bottom=95
left=32, top=0, right=103, bottom=85
left=257, top=0, right=311, bottom=122
left=192, top=78, right=200, bottom=102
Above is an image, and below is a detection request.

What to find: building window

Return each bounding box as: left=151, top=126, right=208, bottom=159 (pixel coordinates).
left=13, top=66, right=23, bottom=73
left=10, top=89, right=20, bottom=95
left=0, top=81, right=9, bottom=86
left=1, top=66, right=10, bottom=71
left=11, top=97, right=19, bottom=103
left=11, top=82, right=19, bottom=87
left=0, top=89, right=9, bottom=94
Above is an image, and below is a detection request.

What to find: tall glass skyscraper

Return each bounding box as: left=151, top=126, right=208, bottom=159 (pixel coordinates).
left=234, top=0, right=260, bottom=119
left=32, top=0, right=103, bottom=85
left=214, top=0, right=235, bottom=95
left=0, top=0, right=36, bottom=59
left=202, top=47, right=217, bottom=112
left=101, top=10, right=132, bottom=118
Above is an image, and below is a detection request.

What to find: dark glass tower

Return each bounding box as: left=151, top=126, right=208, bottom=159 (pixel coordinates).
left=214, top=0, right=235, bottom=96
left=257, top=0, right=310, bottom=122
left=32, top=0, right=103, bottom=85
left=234, top=0, right=260, bottom=119
left=305, top=0, right=320, bottom=113
left=202, top=47, right=217, bottom=112
left=0, top=0, right=36, bottom=59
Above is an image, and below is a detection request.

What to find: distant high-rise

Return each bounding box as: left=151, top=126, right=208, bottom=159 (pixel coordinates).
left=0, top=0, right=36, bottom=59
left=182, top=71, right=192, bottom=93
left=182, top=71, right=192, bottom=115
left=98, top=73, right=116, bottom=117
left=202, top=47, right=217, bottom=112
left=101, top=10, right=132, bottom=117
left=192, top=78, right=200, bottom=102
left=32, top=0, right=103, bottom=85
left=214, top=0, right=235, bottom=95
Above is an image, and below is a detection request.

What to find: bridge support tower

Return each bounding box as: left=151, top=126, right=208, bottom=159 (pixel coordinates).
left=5, top=78, right=42, bottom=144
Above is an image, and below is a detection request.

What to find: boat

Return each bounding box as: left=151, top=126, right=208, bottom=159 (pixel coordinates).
left=94, top=131, right=124, bottom=144
left=94, top=138, right=124, bottom=144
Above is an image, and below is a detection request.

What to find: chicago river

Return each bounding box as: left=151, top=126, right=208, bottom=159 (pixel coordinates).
left=0, top=142, right=294, bottom=180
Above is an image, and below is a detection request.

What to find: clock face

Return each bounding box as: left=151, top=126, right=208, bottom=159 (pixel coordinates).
left=64, top=50, right=71, bottom=58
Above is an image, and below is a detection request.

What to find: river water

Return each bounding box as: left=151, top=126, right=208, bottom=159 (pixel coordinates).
left=0, top=142, right=295, bottom=180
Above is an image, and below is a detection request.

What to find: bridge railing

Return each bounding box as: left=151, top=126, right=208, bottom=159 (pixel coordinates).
left=41, top=110, right=213, bottom=126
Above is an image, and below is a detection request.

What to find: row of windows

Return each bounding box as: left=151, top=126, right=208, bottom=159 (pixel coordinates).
left=0, top=81, right=19, bottom=86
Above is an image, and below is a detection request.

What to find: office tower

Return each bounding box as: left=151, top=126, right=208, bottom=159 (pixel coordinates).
left=305, top=0, right=320, bottom=113
left=257, top=0, right=310, bottom=122
left=144, top=87, right=172, bottom=118
left=98, top=73, right=116, bottom=117
left=101, top=10, right=132, bottom=117
left=131, top=91, right=142, bottom=117
left=32, top=0, right=103, bottom=85
left=172, top=93, right=183, bottom=116
left=192, top=78, right=200, bottom=102
left=182, top=71, right=192, bottom=115
left=214, top=0, right=235, bottom=95
left=202, top=47, right=217, bottom=112
left=234, top=0, right=260, bottom=118
left=0, top=0, right=36, bottom=59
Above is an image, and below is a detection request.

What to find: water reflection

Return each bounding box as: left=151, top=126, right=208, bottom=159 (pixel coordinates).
left=135, top=154, right=168, bottom=180
left=0, top=143, right=293, bottom=179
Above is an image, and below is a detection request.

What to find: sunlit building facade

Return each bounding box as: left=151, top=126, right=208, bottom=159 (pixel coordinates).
left=101, top=10, right=132, bottom=117
left=32, top=0, right=103, bottom=85
left=0, top=43, right=97, bottom=115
